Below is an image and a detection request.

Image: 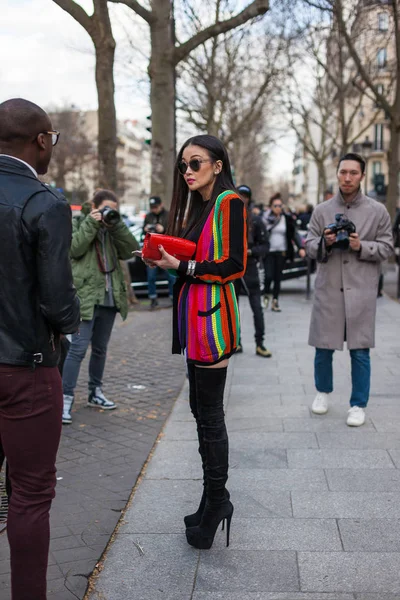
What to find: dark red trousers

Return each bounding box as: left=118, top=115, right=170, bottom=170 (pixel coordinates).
left=0, top=365, right=62, bottom=600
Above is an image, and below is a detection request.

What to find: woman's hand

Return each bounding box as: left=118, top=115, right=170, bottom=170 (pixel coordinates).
left=153, top=245, right=180, bottom=270
left=299, top=248, right=306, bottom=258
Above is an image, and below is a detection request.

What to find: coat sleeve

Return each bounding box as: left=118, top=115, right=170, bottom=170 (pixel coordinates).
left=250, top=217, right=269, bottom=258
left=358, top=207, right=394, bottom=263
left=177, top=197, right=247, bottom=284
left=70, top=214, right=101, bottom=259
left=37, top=201, right=81, bottom=334
left=305, top=208, right=328, bottom=262
left=108, top=221, right=139, bottom=259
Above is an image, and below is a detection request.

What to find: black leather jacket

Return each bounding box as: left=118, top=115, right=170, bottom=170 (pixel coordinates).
left=247, top=213, right=269, bottom=263
left=0, top=156, right=80, bottom=367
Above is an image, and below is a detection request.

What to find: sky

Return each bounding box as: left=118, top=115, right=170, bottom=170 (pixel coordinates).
left=0, top=0, right=294, bottom=179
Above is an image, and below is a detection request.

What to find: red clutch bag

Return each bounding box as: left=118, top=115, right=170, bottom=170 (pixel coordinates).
left=142, top=233, right=196, bottom=261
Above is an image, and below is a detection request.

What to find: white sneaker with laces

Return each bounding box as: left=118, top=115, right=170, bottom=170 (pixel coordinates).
left=347, top=406, right=365, bottom=427
left=311, top=392, right=329, bottom=415
left=62, top=394, right=74, bottom=424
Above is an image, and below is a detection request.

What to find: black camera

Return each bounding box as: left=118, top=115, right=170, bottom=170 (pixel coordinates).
left=325, top=213, right=356, bottom=250
left=99, top=205, right=120, bottom=226
left=146, top=223, right=157, bottom=233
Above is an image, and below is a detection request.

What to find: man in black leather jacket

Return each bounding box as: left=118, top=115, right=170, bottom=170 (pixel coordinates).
left=234, top=185, right=272, bottom=358
left=0, top=98, right=80, bottom=600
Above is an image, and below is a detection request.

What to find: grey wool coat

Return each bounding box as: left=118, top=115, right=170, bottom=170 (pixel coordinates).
left=306, top=191, right=393, bottom=350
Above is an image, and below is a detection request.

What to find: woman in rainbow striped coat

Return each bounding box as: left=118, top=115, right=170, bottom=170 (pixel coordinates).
left=146, top=135, right=247, bottom=550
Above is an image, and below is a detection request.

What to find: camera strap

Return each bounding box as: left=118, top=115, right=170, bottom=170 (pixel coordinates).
left=317, top=235, right=329, bottom=263
left=95, top=236, right=118, bottom=274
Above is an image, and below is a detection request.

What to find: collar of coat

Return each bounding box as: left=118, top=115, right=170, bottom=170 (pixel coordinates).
left=336, top=187, right=364, bottom=208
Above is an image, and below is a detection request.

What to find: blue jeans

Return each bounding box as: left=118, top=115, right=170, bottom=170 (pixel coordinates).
left=147, top=266, right=175, bottom=299
left=62, top=306, right=117, bottom=396
left=314, top=348, right=371, bottom=408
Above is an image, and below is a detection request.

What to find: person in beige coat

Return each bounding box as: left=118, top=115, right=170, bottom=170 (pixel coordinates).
left=306, top=153, right=393, bottom=427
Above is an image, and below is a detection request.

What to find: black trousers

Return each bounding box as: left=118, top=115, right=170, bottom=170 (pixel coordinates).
left=234, top=261, right=264, bottom=346
left=264, top=252, right=286, bottom=300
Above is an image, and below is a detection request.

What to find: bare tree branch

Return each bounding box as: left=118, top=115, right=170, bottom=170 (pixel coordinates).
left=52, top=0, right=92, bottom=32
left=174, top=0, right=269, bottom=64
left=107, top=0, right=154, bottom=24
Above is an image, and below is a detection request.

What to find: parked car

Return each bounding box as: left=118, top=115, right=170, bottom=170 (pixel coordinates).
left=127, top=226, right=315, bottom=297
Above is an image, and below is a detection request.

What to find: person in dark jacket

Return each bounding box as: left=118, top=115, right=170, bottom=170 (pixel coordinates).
left=262, top=193, right=306, bottom=311
left=235, top=185, right=272, bottom=357
left=0, top=98, right=80, bottom=600
left=142, top=196, right=175, bottom=308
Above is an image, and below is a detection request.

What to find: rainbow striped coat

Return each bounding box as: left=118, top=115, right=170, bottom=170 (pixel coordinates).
left=173, top=190, right=247, bottom=365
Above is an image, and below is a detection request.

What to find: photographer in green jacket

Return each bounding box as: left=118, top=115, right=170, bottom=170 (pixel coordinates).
left=62, top=189, right=139, bottom=424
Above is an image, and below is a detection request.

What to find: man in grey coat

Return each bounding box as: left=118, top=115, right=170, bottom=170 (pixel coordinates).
left=306, top=153, right=393, bottom=427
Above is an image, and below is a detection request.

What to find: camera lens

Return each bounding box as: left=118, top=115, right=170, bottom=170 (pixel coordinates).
left=101, top=207, right=120, bottom=226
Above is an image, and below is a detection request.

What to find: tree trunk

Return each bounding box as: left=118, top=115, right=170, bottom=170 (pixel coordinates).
left=95, top=39, right=117, bottom=190
left=149, top=0, right=175, bottom=206
left=387, top=120, right=400, bottom=221
left=317, top=161, right=327, bottom=204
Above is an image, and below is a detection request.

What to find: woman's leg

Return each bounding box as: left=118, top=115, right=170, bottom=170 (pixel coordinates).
left=184, top=363, right=207, bottom=527
left=263, top=254, right=274, bottom=295
left=273, top=253, right=286, bottom=300
left=186, top=361, right=233, bottom=549
left=88, top=307, right=117, bottom=391
left=62, top=320, right=94, bottom=397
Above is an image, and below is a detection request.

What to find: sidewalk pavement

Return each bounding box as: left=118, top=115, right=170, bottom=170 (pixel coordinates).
left=89, top=280, right=400, bottom=600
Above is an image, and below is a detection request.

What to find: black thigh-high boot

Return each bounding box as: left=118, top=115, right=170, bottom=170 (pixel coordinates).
left=184, top=363, right=207, bottom=527
left=186, top=366, right=233, bottom=549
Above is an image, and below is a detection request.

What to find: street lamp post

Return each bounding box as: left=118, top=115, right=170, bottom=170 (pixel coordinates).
left=361, top=136, right=373, bottom=196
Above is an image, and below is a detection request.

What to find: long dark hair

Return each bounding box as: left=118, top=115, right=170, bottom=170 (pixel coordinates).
left=167, top=135, right=236, bottom=237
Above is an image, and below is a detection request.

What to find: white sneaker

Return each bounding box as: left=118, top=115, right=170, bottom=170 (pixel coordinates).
left=311, top=392, right=329, bottom=415
left=62, top=394, right=74, bottom=425
left=347, top=406, right=365, bottom=427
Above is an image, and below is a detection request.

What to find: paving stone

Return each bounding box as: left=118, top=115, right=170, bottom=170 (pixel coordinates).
left=228, top=469, right=328, bottom=492
left=226, top=417, right=284, bottom=433
left=230, top=444, right=288, bottom=469
left=325, top=469, right=400, bottom=492
left=228, top=517, right=341, bottom=551
left=338, top=519, right=400, bottom=552
left=195, top=550, right=299, bottom=592
left=287, top=448, right=394, bottom=469
left=293, top=492, right=400, bottom=518
left=145, top=440, right=202, bottom=479
left=227, top=405, right=310, bottom=419
left=193, top=594, right=355, bottom=600
left=299, top=551, right=400, bottom=593
left=93, top=534, right=197, bottom=598
left=283, top=418, right=375, bottom=432
left=229, top=431, right=318, bottom=449
left=317, top=432, right=400, bottom=449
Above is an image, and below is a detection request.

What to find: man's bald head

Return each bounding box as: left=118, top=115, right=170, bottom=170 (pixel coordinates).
left=0, top=99, right=54, bottom=174
left=0, top=99, right=50, bottom=147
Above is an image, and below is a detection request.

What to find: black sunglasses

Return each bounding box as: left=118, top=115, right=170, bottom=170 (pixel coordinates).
left=177, top=159, right=212, bottom=175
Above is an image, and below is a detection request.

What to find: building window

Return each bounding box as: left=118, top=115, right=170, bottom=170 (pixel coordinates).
left=377, top=48, right=387, bottom=68
left=372, top=161, right=382, bottom=176
left=378, top=12, right=389, bottom=31
left=375, top=84, right=384, bottom=108
left=374, top=124, right=384, bottom=151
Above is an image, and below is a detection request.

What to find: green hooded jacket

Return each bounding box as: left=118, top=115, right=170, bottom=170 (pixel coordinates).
left=70, top=205, right=139, bottom=321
